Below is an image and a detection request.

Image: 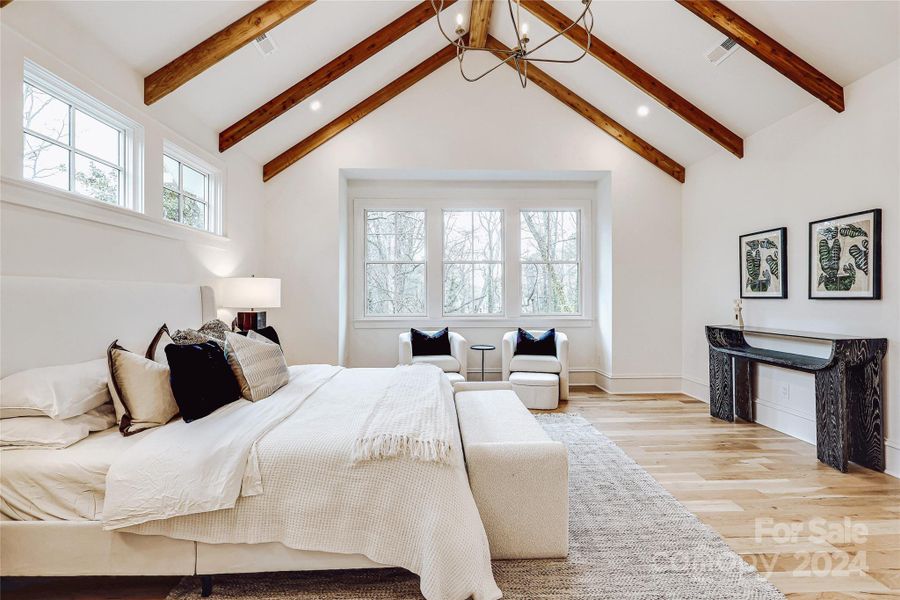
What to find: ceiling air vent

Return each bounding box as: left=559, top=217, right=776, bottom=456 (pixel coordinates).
left=254, top=33, right=277, bottom=57
left=705, top=37, right=738, bottom=66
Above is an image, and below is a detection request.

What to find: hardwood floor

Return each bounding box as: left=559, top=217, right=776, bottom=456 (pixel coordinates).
left=4, top=389, right=898, bottom=599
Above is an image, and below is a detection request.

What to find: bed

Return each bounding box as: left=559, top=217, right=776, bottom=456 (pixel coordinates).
left=0, top=276, right=500, bottom=600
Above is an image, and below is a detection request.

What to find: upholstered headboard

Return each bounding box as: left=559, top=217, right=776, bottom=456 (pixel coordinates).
left=0, top=276, right=216, bottom=378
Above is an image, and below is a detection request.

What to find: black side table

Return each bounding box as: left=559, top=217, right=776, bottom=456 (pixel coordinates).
left=470, top=344, right=496, bottom=382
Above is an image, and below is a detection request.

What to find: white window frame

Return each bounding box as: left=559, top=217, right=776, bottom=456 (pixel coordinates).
left=352, top=192, right=592, bottom=328
left=441, top=209, right=505, bottom=317
left=22, top=60, right=143, bottom=211
left=362, top=208, right=428, bottom=317
left=519, top=209, right=582, bottom=316
left=162, top=141, right=223, bottom=235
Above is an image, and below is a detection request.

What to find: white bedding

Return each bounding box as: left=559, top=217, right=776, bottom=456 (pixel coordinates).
left=107, top=366, right=500, bottom=600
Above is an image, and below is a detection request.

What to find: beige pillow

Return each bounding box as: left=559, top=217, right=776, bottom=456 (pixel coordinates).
left=225, top=332, right=289, bottom=402
left=107, top=341, right=179, bottom=436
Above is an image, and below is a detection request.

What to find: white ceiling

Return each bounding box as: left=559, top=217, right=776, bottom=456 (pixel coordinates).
left=6, top=0, right=899, bottom=169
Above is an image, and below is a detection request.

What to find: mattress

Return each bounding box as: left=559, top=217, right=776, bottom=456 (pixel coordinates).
left=1, top=426, right=146, bottom=521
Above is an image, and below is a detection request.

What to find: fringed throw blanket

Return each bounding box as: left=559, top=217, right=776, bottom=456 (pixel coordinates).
left=353, top=364, right=457, bottom=465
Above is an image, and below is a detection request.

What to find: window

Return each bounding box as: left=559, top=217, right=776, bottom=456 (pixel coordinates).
left=164, top=154, right=208, bottom=231
left=520, top=210, right=580, bottom=314
left=22, top=61, right=140, bottom=208
left=364, top=210, right=426, bottom=316
left=443, top=210, right=503, bottom=315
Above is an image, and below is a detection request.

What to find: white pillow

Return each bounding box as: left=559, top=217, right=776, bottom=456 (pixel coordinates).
left=225, top=332, right=289, bottom=402
left=0, top=404, right=116, bottom=449
left=108, top=342, right=179, bottom=436
left=0, top=359, right=111, bottom=420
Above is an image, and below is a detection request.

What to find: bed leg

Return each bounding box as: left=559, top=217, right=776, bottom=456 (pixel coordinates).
left=200, top=575, right=213, bottom=597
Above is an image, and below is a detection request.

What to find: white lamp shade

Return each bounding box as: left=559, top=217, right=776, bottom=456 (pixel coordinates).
left=220, top=277, right=281, bottom=309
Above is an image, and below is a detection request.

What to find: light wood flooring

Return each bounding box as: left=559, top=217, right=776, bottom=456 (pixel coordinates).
left=4, top=389, right=899, bottom=599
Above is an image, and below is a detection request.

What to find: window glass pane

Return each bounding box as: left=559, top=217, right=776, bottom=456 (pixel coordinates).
left=74, top=153, right=119, bottom=204
left=474, top=210, right=503, bottom=261
left=23, top=83, right=69, bottom=143
left=443, top=211, right=472, bottom=261
left=182, top=164, right=206, bottom=200
left=163, top=188, right=180, bottom=222
left=74, top=109, right=119, bottom=165
left=549, top=210, right=578, bottom=261
left=521, top=263, right=579, bottom=314
left=183, top=196, right=207, bottom=230
left=366, top=263, right=425, bottom=315
left=365, top=211, right=425, bottom=262
left=444, top=263, right=502, bottom=315
left=520, top=211, right=549, bottom=261
left=443, top=210, right=502, bottom=261
left=23, top=133, right=69, bottom=190
left=163, top=155, right=180, bottom=190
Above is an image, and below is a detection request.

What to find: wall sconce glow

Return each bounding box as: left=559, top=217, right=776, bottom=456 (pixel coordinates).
left=310, top=99, right=322, bottom=112
left=636, top=105, right=650, bottom=117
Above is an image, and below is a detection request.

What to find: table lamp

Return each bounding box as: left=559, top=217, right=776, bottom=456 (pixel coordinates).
left=220, top=276, right=281, bottom=331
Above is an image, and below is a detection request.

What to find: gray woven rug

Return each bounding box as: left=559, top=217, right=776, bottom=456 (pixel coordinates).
left=169, top=413, right=785, bottom=599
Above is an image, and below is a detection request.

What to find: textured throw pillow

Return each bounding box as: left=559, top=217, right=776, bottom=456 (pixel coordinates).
left=411, top=328, right=451, bottom=356
left=107, top=341, right=180, bottom=435
left=225, top=332, right=289, bottom=402
left=198, top=319, right=231, bottom=343
left=165, top=341, right=241, bottom=422
left=514, top=328, right=557, bottom=356
left=0, top=359, right=111, bottom=420
left=145, top=324, right=175, bottom=365
left=237, top=325, right=281, bottom=345
left=0, top=404, right=116, bottom=449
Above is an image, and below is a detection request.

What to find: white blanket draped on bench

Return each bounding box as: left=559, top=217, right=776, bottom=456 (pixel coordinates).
left=102, top=366, right=500, bottom=600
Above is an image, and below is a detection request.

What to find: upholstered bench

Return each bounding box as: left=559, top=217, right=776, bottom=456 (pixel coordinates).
left=454, top=384, right=568, bottom=559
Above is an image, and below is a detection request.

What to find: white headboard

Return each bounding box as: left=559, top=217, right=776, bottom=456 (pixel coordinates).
left=1, top=276, right=216, bottom=377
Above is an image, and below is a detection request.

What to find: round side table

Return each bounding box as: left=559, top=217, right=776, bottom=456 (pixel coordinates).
left=470, top=344, right=496, bottom=382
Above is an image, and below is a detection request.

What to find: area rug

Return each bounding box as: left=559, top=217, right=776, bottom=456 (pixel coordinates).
left=168, top=413, right=785, bottom=599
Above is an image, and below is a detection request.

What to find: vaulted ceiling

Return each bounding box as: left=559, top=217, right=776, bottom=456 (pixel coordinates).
left=7, top=0, right=899, bottom=181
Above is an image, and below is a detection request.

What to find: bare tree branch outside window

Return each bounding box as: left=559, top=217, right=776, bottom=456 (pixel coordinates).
left=521, top=210, right=580, bottom=314
left=443, top=210, right=503, bottom=315
left=365, top=210, right=426, bottom=315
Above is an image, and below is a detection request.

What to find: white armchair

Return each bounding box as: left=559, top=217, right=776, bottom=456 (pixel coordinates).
left=398, top=331, right=468, bottom=384
left=502, top=330, right=569, bottom=408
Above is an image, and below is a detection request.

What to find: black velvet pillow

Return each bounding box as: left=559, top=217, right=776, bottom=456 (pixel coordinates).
left=411, top=328, right=451, bottom=356
left=164, top=341, right=241, bottom=422
left=514, top=328, right=557, bottom=356
left=237, top=325, right=281, bottom=345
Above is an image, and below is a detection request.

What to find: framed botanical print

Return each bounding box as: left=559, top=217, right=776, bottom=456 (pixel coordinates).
left=740, top=227, right=787, bottom=298
left=809, top=208, right=881, bottom=300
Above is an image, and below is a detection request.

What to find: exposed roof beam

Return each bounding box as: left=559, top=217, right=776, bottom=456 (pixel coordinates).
left=485, top=36, right=685, bottom=182
left=263, top=44, right=457, bottom=181
left=676, top=0, right=844, bottom=112
left=220, top=0, right=456, bottom=152
left=144, top=0, right=315, bottom=105
left=468, top=0, right=494, bottom=47
left=0, top=1, right=14, bottom=8
left=521, top=0, right=743, bottom=158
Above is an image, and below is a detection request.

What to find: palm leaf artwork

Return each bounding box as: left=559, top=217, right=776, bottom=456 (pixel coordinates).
left=746, top=240, right=759, bottom=250
left=849, top=239, right=869, bottom=275
left=818, top=226, right=839, bottom=241
left=758, top=238, right=777, bottom=249
left=746, top=248, right=761, bottom=280
left=749, top=269, right=771, bottom=292
left=765, top=250, right=779, bottom=278
left=839, top=223, right=868, bottom=238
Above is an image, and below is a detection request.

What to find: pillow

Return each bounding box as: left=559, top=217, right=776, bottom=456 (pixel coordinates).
left=225, top=332, right=289, bottom=401
left=198, top=319, right=231, bottom=343
left=0, top=359, right=111, bottom=420
left=237, top=326, right=281, bottom=345
left=145, top=323, right=175, bottom=365
left=108, top=341, right=180, bottom=436
left=411, top=328, right=451, bottom=356
left=514, top=328, right=557, bottom=356
left=165, top=341, right=241, bottom=422
left=0, top=404, right=116, bottom=449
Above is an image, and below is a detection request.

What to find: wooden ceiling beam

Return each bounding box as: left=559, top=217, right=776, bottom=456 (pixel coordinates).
left=144, top=0, right=315, bottom=105
left=468, top=0, right=494, bottom=48
left=263, top=44, right=457, bottom=181
left=485, top=36, right=684, bottom=182
left=521, top=0, right=743, bottom=158
left=220, top=0, right=456, bottom=152
left=676, top=0, right=844, bottom=112
left=0, top=1, right=14, bottom=8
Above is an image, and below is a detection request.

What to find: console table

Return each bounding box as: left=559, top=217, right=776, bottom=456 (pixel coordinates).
left=705, top=325, right=887, bottom=473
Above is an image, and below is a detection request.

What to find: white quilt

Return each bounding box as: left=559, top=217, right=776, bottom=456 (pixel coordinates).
left=103, top=366, right=500, bottom=600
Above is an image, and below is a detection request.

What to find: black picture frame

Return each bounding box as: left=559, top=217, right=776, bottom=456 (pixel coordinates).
left=739, top=227, right=788, bottom=299
left=808, top=208, right=882, bottom=300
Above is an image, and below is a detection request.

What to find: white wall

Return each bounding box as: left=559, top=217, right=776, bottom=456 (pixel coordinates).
left=0, top=21, right=263, bottom=290
left=681, top=60, right=899, bottom=475
left=263, top=54, right=683, bottom=388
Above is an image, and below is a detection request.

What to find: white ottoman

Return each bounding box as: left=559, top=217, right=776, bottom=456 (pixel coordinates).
left=509, top=372, right=559, bottom=409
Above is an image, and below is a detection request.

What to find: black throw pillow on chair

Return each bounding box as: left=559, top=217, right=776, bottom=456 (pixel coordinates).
left=515, top=328, right=557, bottom=356
left=165, top=341, right=242, bottom=422
left=411, top=328, right=451, bottom=356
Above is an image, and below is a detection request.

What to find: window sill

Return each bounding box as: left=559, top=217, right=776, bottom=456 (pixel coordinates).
left=354, top=317, right=594, bottom=329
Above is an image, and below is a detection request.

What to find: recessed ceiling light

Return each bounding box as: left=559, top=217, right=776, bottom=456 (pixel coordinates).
left=310, top=100, right=322, bottom=112
left=636, top=105, right=650, bottom=117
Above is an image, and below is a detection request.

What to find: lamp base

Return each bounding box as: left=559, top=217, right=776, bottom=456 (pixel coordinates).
left=236, top=311, right=267, bottom=332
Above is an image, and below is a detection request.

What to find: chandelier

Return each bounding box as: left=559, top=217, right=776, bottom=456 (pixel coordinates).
left=431, top=0, right=594, bottom=87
